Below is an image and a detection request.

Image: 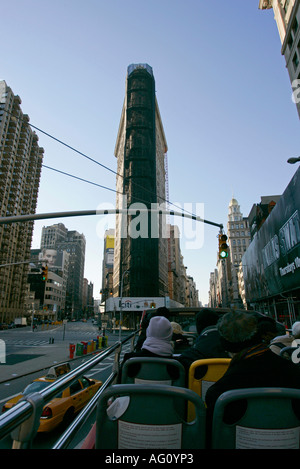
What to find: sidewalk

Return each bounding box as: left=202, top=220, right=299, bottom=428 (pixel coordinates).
left=0, top=331, right=124, bottom=384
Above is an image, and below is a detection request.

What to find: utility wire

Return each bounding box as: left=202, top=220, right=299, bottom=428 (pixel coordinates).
left=42, top=164, right=120, bottom=195
left=3, top=108, right=197, bottom=216
left=3, top=108, right=222, bottom=228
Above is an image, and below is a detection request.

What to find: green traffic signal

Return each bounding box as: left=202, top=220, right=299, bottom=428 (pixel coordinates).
left=218, top=234, right=229, bottom=259
left=219, top=249, right=228, bottom=258
left=41, top=265, right=48, bottom=281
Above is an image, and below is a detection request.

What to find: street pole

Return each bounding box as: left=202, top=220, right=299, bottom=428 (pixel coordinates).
left=31, top=302, right=35, bottom=332
left=119, top=270, right=129, bottom=342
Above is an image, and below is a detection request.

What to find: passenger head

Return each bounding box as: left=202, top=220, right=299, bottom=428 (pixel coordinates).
left=195, top=309, right=220, bottom=335
left=154, top=306, right=170, bottom=320
left=171, top=322, right=183, bottom=335
left=292, top=322, right=300, bottom=339
left=142, top=316, right=174, bottom=356
left=146, top=316, right=173, bottom=340
left=217, top=311, right=261, bottom=354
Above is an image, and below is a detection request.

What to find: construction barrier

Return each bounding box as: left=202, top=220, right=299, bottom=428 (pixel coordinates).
left=102, top=336, right=108, bottom=347
left=76, top=343, right=83, bottom=356
left=69, top=343, right=75, bottom=359
left=81, top=341, right=88, bottom=355
left=73, top=336, right=108, bottom=358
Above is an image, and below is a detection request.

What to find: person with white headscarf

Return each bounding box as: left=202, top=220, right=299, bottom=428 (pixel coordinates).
left=121, top=316, right=174, bottom=367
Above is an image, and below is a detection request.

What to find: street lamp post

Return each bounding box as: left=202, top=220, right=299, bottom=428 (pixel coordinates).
left=119, top=270, right=129, bottom=342
left=287, top=156, right=300, bottom=164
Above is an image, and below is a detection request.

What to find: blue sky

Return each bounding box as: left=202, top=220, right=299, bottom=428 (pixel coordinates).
left=1, top=0, right=299, bottom=304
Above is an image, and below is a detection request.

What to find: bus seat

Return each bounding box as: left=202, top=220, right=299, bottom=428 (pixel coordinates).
left=188, top=358, right=231, bottom=420
left=95, top=383, right=206, bottom=449
left=211, top=387, right=300, bottom=449
left=121, top=357, right=186, bottom=387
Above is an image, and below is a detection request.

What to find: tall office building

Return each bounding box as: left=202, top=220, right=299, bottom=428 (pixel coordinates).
left=227, top=197, right=251, bottom=306
left=40, top=223, right=68, bottom=249
left=41, top=223, right=86, bottom=317
left=113, top=64, right=168, bottom=298
left=0, top=81, right=44, bottom=322
left=259, top=0, right=300, bottom=118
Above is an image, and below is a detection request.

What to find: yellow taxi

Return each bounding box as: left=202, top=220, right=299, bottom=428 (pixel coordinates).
left=2, top=363, right=103, bottom=432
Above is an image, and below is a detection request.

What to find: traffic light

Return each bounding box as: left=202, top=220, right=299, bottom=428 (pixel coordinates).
left=218, top=233, right=229, bottom=259
left=41, top=265, right=48, bottom=281
left=150, top=302, right=156, bottom=309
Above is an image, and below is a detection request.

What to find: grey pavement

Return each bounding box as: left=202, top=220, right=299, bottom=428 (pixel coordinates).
left=0, top=329, right=128, bottom=384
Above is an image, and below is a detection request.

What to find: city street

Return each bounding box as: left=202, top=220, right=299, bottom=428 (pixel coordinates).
left=0, top=320, right=133, bottom=449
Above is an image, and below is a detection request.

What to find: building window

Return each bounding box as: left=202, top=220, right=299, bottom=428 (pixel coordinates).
left=293, top=52, right=299, bottom=70
left=292, top=17, right=299, bottom=37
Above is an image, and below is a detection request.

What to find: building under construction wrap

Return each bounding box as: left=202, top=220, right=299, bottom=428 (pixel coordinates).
left=113, top=64, right=168, bottom=299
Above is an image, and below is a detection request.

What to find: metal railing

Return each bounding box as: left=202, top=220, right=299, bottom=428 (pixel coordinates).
left=0, top=331, right=137, bottom=449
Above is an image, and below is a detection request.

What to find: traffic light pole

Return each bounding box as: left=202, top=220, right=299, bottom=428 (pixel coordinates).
left=0, top=208, right=224, bottom=229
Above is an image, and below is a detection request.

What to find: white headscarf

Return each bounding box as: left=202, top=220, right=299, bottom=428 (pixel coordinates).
left=142, top=316, right=174, bottom=356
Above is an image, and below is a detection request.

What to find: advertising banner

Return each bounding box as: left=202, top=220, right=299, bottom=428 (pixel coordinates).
left=243, top=168, right=300, bottom=302
left=39, top=249, right=67, bottom=271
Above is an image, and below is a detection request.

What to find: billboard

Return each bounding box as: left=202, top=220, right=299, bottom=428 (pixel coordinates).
left=243, top=168, right=300, bottom=302
left=39, top=249, right=68, bottom=271
left=105, top=234, right=114, bottom=268
left=105, top=296, right=183, bottom=312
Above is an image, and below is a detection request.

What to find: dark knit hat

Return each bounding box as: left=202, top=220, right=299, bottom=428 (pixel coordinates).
left=217, top=311, right=261, bottom=353
left=195, top=309, right=220, bottom=335
left=154, top=307, right=170, bottom=319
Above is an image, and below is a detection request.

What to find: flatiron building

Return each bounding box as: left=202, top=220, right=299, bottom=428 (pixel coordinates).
left=113, top=64, right=168, bottom=298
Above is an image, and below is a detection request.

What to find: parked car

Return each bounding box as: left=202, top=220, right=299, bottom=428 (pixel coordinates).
left=2, top=363, right=102, bottom=432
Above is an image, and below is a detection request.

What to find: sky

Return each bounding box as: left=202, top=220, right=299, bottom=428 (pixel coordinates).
left=1, top=0, right=299, bottom=305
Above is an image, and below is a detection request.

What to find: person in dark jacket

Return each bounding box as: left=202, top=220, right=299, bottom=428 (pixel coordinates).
left=205, top=311, right=300, bottom=432
left=176, top=309, right=230, bottom=374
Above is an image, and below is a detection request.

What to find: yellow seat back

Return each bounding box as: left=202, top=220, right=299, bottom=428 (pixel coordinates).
left=188, top=358, right=231, bottom=421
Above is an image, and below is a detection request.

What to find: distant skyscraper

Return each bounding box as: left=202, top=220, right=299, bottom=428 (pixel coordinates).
left=113, top=64, right=168, bottom=298
left=227, top=197, right=251, bottom=306
left=0, top=80, right=44, bottom=322
left=41, top=223, right=86, bottom=317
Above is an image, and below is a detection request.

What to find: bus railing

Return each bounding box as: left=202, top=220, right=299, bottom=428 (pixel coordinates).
left=0, top=331, right=137, bottom=449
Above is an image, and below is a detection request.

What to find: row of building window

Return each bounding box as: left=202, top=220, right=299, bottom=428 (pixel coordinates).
left=230, top=231, right=249, bottom=237
left=232, top=239, right=247, bottom=246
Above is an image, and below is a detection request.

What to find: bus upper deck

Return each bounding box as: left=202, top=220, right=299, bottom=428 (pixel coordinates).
left=0, top=308, right=299, bottom=451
